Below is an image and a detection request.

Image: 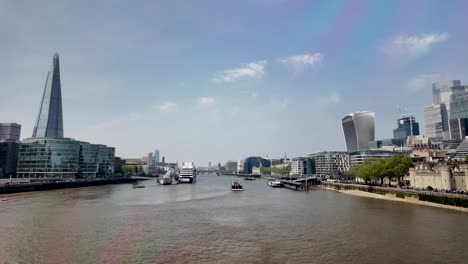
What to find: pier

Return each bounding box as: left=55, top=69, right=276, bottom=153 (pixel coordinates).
left=281, top=178, right=319, bottom=191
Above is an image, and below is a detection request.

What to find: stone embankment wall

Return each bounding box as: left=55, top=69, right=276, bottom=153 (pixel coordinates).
left=321, top=182, right=468, bottom=209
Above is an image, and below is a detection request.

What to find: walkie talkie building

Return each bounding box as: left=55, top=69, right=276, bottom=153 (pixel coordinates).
left=342, top=111, right=375, bottom=152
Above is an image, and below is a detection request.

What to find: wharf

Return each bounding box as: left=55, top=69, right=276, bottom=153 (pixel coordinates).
left=0, top=177, right=138, bottom=195
left=281, top=178, right=319, bottom=191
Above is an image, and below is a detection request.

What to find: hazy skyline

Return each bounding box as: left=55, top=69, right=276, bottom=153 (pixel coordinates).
left=1, top=0, right=468, bottom=164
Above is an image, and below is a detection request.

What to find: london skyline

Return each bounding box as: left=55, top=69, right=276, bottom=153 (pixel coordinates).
left=1, top=1, right=468, bottom=163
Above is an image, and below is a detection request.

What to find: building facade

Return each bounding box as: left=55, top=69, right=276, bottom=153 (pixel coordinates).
left=290, top=157, right=315, bottom=176
left=309, top=151, right=350, bottom=177
left=0, top=123, right=21, bottom=142
left=424, top=104, right=447, bottom=139
left=33, top=53, right=64, bottom=138
left=393, top=116, right=419, bottom=141
left=349, top=150, right=395, bottom=167
left=225, top=161, right=237, bottom=173
left=342, top=111, right=375, bottom=152
left=0, top=140, right=20, bottom=177
left=368, top=139, right=404, bottom=149
left=16, top=138, right=114, bottom=178
left=240, top=157, right=271, bottom=174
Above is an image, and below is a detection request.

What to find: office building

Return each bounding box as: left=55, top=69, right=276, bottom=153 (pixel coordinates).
left=154, top=149, right=160, bottom=162
left=238, top=157, right=271, bottom=174
left=16, top=138, right=115, bottom=178
left=424, top=104, right=447, bottom=139
left=393, top=116, right=419, bottom=141
left=0, top=123, right=21, bottom=142
left=0, top=140, right=20, bottom=177
left=368, top=139, right=404, bottom=149
left=349, top=150, right=395, bottom=167
left=32, top=53, right=64, bottom=138
left=308, top=151, right=350, bottom=177
left=424, top=80, right=468, bottom=140
left=342, top=111, right=375, bottom=152
left=290, top=157, right=315, bottom=176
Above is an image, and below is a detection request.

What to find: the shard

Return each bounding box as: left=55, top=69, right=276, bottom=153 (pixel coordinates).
left=32, top=53, right=64, bottom=138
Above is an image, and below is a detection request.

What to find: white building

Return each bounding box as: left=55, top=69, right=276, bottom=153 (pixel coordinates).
left=290, top=157, right=314, bottom=176
left=309, top=151, right=350, bottom=177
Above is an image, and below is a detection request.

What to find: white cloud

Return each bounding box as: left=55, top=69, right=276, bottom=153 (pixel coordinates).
left=406, top=73, right=452, bottom=92
left=198, top=97, right=216, bottom=105
left=156, top=102, right=178, bottom=112
left=318, top=92, right=341, bottom=105
left=382, top=33, right=449, bottom=57
left=213, top=60, right=266, bottom=82
left=278, top=53, right=323, bottom=72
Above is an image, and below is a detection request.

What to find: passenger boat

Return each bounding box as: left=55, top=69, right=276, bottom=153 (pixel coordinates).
left=244, top=177, right=256, bottom=181
left=267, top=180, right=284, bottom=188
left=132, top=185, right=146, bottom=189
left=179, top=162, right=197, bottom=183
left=231, top=181, right=244, bottom=191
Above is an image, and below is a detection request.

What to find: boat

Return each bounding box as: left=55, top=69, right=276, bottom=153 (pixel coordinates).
left=158, top=170, right=176, bottom=185
left=267, top=180, right=284, bottom=188
left=179, top=162, right=197, bottom=183
left=231, top=181, right=244, bottom=191
left=132, top=185, right=146, bottom=189
left=244, top=177, right=256, bottom=181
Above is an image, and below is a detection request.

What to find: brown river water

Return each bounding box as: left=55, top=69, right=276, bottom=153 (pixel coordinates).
left=1, top=174, right=468, bottom=264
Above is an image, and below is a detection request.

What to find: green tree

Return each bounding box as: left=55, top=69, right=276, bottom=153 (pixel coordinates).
left=122, top=165, right=133, bottom=176
left=0, top=168, right=5, bottom=178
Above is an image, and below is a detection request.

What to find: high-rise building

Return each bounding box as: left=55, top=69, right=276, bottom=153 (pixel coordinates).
left=225, top=161, right=237, bottom=173
left=393, top=116, right=419, bottom=141
left=16, top=53, right=116, bottom=178
left=0, top=123, right=21, bottom=142
left=424, top=104, right=447, bottom=139
left=424, top=80, right=467, bottom=140
left=32, top=53, right=64, bottom=138
left=154, top=149, right=160, bottom=162
left=342, top=111, right=375, bottom=152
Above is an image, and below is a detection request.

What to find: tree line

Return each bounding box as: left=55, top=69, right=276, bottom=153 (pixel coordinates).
left=349, top=154, right=413, bottom=185
left=260, top=165, right=291, bottom=175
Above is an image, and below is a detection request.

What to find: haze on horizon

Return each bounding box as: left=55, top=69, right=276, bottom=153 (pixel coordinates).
left=1, top=0, right=468, bottom=165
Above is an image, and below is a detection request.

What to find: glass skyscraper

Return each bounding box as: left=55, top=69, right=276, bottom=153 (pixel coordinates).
left=393, top=116, right=420, bottom=141
left=342, top=111, right=375, bottom=152
left=32, top=53, right=64, bottom=138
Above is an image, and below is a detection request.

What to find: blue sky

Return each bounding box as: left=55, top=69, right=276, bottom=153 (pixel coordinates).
left=1, top=0, right=468, bottom=165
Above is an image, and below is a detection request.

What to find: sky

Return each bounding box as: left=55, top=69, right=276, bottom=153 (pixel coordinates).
left=1, top=0, right=468, bottom=165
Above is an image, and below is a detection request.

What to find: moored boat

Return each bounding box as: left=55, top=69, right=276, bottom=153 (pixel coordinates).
left=179, top=162, right=197, bottom=183
left=267, top=180, right=284, bottom=188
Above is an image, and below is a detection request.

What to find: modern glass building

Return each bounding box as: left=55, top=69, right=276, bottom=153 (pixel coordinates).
left=32, top=53, right=64, bottom=138
left=0, top=123, right=21, bottom=142
left=368, top=139, right=404, bottom=149
left=393, top=116, right=419, bottom=141
left=16, top=138, right=80, bottom=178
left=239, top=157, right=271, bottom=174
left=349, top=150, right=395, bottom=167
left=290, top=157, right=315, bottom=176
left=424, top=104, right=447, bottom=139
left=308, top=151, right=349, bottom=177
left=16, top=138, right=115, bottom=178
left=0, top=140, right=20, bottom=177
left=342, top=111, right=375, bottom=152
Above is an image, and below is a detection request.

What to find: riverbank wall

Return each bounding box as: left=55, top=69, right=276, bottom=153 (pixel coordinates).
left=320, top=182, right=468, bottom=212
left=0, top=177, right=138, bottom=195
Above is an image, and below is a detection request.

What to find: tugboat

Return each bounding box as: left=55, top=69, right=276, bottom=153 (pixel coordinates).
left=267, top=180, right=284, bottom=188
left=231, top=181, right=244, bottom=191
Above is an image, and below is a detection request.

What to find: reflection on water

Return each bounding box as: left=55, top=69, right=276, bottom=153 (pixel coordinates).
left=1, top=175, right=468, bottom=263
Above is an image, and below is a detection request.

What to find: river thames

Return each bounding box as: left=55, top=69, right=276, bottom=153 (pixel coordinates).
left=1, top=174, right=468, bottom=263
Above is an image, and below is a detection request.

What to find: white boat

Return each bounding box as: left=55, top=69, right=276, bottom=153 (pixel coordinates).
left=179, top=162, right=197, bottom=183
left=158, top=170, right=175, bottom=185
left=267, top=180, right=283, bottom=188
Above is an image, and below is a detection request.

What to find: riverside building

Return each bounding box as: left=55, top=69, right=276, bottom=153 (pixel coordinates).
left=308, top=151, right=350, bottom=178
